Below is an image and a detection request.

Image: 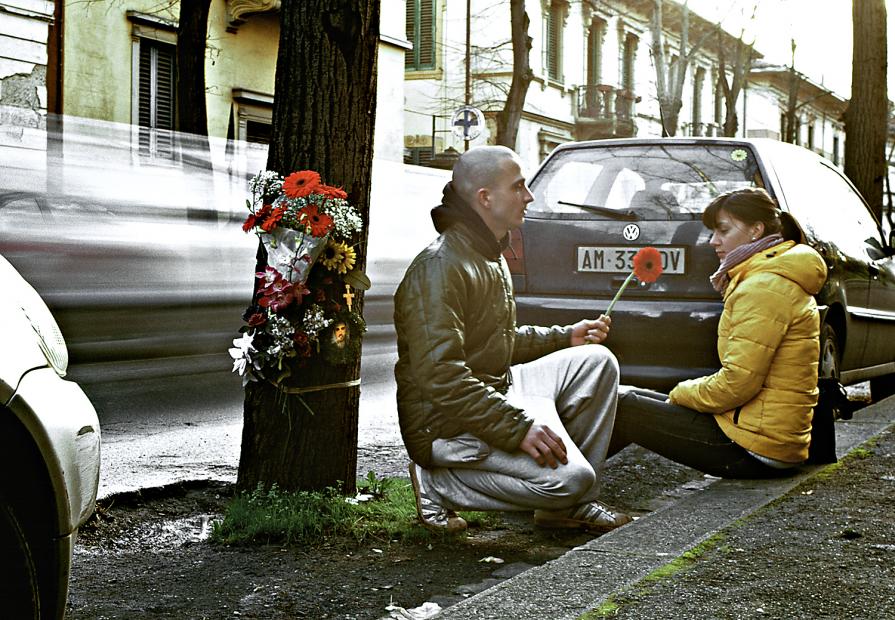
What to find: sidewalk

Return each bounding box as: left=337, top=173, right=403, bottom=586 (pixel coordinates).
left=436, top=395, right=895, bottom=619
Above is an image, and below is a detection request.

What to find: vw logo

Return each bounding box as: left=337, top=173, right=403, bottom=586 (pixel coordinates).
left=622, top=224, right=640, bottom=241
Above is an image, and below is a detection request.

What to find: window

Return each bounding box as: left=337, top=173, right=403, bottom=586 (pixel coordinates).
left=545, top=2, right=566, bottom=82
left=137, top=39, right=176, bottom=159
left=833, top=134, right=840, bottom=165
left=128, top=12, right=178, bottom=160
left=405, top=0, right=436, bottom=70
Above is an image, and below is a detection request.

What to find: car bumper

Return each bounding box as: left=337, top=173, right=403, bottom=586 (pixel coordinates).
left=514, top=295, right=724, bottom=391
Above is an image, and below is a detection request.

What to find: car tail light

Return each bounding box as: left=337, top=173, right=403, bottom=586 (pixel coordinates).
left=503, top=228, right=525, bottom=273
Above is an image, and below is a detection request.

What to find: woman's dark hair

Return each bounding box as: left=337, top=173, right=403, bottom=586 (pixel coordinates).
left=702, top=187, right=783, bottom=237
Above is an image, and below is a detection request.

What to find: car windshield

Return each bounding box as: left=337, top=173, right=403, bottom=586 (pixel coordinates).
left=530, top=144, right=763, bottom=220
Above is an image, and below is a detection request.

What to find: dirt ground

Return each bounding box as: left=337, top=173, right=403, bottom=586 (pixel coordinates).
left=66, top=445, right=703, bottom=619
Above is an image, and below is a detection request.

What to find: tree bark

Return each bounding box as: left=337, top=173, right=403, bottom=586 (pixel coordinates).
left=845, top=0, right=888, bottom=221
left=496, top=0, right=532, bottom=149
left=652, top=0, right=694, bottom=137
left=176, top=0, right=211, bottom=137
left=237, top=0, right=379, bottom=494
left=718, top=29, right=753, bottom=138
left=176, top=0, right=214, bottom=225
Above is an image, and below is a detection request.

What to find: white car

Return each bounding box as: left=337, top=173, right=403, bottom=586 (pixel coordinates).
left=0, top=253, right=101, bottom=618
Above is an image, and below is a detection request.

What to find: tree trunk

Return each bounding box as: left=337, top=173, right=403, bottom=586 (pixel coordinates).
left=718, top=30, right=753, bottom=138
left=176, top=0, right=214, bottom=225
left=652, top=0, right=694, bottom=137
left=845, top=0, right=887, bottom=221
left=176, top=0, right=211, bottom=137
left=237, top=0, right=379, bottom=494
left=496, top=0, right=532, bottom=149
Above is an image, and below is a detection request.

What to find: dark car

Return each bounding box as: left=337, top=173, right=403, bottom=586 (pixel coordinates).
left=508, top=138, right=895, bottom=402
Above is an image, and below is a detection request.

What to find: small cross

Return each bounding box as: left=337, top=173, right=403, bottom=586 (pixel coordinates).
left=342, top=284, right=355, bottom=311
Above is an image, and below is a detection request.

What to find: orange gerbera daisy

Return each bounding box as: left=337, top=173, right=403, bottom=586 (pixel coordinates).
left=299, top=204, right=334, bottom=237
left=633, top=246, right=663, bottom=283
left=605, top=246, right=664, bottom=317
left=283, top=170, right=322, bottom=198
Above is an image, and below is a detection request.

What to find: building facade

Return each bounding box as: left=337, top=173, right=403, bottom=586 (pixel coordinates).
left=57, top=0, right=407, bottom=166
left=402, top=0, right=855, bottom=174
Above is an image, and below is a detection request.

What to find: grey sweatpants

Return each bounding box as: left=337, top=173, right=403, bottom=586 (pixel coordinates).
left=421, top=344, right=619, bottom=512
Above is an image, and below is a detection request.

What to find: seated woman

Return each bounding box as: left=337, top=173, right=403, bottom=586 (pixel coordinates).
left=608, top=187, right=828, bottom=478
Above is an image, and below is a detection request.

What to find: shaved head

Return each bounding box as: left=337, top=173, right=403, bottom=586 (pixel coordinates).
left=452, top=145, right=525, bottom=204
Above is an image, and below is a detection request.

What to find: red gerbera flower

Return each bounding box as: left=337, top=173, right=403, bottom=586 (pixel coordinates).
left=282, top=170, right=322, bottom=198
left=633, top=246, right=664, bottom=283
left=243, top=204, right=273, bottom=232
left=319, top=184, right=347, bottom=200
left=605, top=246, right=664, bottom=317
left=299, top=204, right=334, bottom=237
left=260, top=206, right=287, bottom=232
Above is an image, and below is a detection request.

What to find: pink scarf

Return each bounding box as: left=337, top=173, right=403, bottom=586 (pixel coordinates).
left=709, top=233, right=784, bottom=293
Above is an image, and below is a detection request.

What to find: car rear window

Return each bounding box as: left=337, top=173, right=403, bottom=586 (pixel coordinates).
left=530, top=144, right=763, bottom=220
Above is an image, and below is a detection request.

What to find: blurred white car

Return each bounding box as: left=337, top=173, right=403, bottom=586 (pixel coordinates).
left=0, top=253, right=101, bottom=617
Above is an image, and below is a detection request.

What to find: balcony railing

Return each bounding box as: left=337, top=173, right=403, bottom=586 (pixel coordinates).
left=575, top=85, right=638, bottom=140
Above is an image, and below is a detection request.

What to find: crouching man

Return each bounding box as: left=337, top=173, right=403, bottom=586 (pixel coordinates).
left=394, top=145, right=631, bottom=533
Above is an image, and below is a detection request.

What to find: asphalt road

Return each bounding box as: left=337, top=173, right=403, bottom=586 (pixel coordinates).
left=68, top=280, right=407, bottom=499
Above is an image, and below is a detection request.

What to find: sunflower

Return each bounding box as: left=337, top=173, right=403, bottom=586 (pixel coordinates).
left=320, top=239, right=356, bottom=274
left=282, top=170, right=321, bottom=198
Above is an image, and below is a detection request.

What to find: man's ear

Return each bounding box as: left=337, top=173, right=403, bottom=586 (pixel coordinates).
left=475, top=187, right=490, bottom=210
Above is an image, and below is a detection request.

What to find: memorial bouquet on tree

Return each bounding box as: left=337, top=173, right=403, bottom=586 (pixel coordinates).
left=229, top=169, right=369, bottom=386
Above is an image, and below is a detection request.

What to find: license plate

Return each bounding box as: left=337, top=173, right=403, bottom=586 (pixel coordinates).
left=576, top=246, right=686, bottom=274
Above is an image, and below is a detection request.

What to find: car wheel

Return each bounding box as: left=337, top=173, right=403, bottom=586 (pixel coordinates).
left=870, top=373, right=895, bottom=402
left=818, top=323, right=841, bottom=381
left=817, top=322, right=847, bottom=419
left=0, top=500, right=40, bottom=619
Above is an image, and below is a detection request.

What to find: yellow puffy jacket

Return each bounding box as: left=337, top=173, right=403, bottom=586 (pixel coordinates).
left=669, top=241, right=827, bottom=463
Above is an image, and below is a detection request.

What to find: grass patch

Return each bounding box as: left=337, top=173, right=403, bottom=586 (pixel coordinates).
left=210, top=473, right=500, bottom=546
left=579, top=598, right=619, bottom=618
left=579, top=533, right=726, bottom=619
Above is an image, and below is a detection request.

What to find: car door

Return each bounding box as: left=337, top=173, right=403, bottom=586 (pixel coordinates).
left=773, top=153, right=878, bottom=373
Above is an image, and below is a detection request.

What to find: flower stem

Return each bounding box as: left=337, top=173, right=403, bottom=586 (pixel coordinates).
left=605, top=271, right=635, bottom=317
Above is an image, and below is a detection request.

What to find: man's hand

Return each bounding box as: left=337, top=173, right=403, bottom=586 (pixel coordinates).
left=519, top=424, right=568, bottom=468
left=570, top=314, right=611, bottom=346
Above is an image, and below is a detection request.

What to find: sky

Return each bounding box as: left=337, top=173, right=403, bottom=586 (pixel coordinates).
left=687, top=0, right=895, bottom=99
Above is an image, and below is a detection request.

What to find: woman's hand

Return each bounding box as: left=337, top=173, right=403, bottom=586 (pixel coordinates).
left=570, top=314, right=611, bottom=346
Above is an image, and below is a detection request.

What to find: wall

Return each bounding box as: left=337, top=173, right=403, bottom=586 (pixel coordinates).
left=0, top=0, right=53, bottom=131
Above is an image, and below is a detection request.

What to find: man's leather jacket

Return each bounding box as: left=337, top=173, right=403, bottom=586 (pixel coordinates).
left=393, top=185, right=570, bottom=467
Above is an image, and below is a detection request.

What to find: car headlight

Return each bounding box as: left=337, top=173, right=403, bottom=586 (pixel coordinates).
left=17, top=283, right=69, bottom=377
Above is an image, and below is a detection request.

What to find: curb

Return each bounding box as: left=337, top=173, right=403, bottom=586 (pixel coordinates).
left=434, top=396, right=895, bottom=619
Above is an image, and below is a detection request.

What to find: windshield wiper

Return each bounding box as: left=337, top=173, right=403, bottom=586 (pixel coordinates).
left=557, top=200, right=639, bottom=220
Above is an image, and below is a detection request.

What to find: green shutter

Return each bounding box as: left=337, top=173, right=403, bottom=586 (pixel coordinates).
left=406, top=0, right=436, bottom=70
